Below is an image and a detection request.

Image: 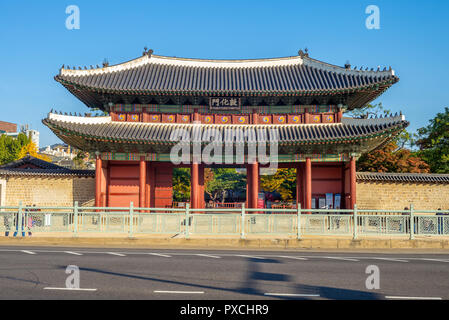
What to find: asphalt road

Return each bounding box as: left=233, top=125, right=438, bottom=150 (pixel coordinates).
left=0, top=247, right=448, bottom=300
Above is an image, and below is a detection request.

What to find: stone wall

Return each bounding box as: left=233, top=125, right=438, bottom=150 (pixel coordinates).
left=356, top=181, right=449, bottom=211
left=3, top=176, right=95, bottom=207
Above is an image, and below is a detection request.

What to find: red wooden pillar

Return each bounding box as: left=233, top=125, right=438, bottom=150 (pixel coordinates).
left=305, top=157, right=312, bottom=211
left=139, top=156, right=146, bottom=208
left=250, top=162, right=259, bottom=209
left=95, top=153, right=102, bottom=208
left=198, top=164, right=205, bottom=209
left=252, top=108, right=259, bottom=124
left=193, top=108, right=200, bottom=122
left=350, top=157, right=357, bottom=209
left=191, top=162, right=199, bottom=209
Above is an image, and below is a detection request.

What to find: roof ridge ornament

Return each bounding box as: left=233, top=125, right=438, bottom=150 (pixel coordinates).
left=143, top=47, right=154, bottom=57
left=298, top=48, right=309, bottom=58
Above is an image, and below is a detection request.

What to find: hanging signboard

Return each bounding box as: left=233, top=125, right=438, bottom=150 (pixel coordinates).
left=209, top=97, right=241, bottom=110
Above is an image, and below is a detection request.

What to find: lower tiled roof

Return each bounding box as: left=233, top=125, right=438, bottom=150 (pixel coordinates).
left=357, top=172, right=449, bottom=183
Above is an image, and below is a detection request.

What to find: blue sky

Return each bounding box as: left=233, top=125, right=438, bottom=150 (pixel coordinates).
left=1, top=0, right=448, bottom=147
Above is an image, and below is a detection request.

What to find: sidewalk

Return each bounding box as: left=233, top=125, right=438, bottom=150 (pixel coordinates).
left=1, top=233, right=449, bottom=251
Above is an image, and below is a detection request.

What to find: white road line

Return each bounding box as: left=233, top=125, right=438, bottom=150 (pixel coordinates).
left=65, top=251, right=82, bottom=256
left=235, top=255, right=265, bottom=260
left=323, top=257, right=359, bottom=262
left=264, top=293, right=320, bottom=297
left=44, top=287, right=97, bottom=292
left=196, top=254, right=221, bottom=259
left=106, top=252, right=125, bottom=257
left=278, top=256, right=308, bottom=261
left=154, top=290, right=204, bottom=294
left=385, top=296, right=442, bottom=300
left=371, top=258, right=409, bottom=263
left=148, top=253, right=172, bottom=258
left=419, top=258, right=449, bottom=263
left=21, top=250, right=36, bottom=255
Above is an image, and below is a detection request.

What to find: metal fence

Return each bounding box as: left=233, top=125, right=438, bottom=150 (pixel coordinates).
left=1, top=202, right=448, bottom=239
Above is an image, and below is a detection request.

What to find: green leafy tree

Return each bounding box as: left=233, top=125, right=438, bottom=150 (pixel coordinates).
left=205, top=168, right=246, bottom=203
left=416, top=107, right=449, bottom=173
left=173, top=168, right=191, bottom=202
left=0, top=133, right=31, bottom=165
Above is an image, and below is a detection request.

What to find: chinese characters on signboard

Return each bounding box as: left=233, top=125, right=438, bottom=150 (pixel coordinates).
left=209, top=97, right=241, bottom=110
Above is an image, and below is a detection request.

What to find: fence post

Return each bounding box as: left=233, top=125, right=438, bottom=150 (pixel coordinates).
left=16, top=202, right=23, bottom=238
left=410, top=204, right=415, bottom=240
left=73, top=201, right=78, bottom=237
left=129, top=202, right=134, bottom=238
left=185, top=203, right=190, bottom=239
left=241, top=204, right=245, bottom=239
left=353, top=204, right=358, bottom=240
left=297, top=203, right=302, bottom=239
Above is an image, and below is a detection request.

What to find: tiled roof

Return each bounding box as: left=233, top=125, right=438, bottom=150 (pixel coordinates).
left=43, top=113, right=408, bottom=145
left=0, top=155, right=65, bottom=170
left=0, top=156, right=94, bottom=177
left=0, top=168, right=95, bottom=177
left=55, top=53, right=398, bottom=109
left=357, top=172, right=449, bottom=183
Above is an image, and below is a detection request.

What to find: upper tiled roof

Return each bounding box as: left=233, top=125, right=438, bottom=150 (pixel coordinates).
left=357, top=172, right=449, bottom=183
left=55, top=52, right=398, bottom=109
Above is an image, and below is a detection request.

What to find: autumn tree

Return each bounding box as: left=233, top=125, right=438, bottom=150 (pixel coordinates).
left=260, top=168, right=296, bottom=201
left=18, top=141, right=52, bottom=162
left=357, top=141, right=430, bottom=173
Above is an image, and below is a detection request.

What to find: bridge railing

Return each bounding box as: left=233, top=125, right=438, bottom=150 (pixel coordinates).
left=1, top=202, right=448, bottom=239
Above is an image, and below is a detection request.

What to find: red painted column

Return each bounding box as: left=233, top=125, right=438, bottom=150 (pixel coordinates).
left=193, top=108, right=200, bottom=122
left=305, top=158, right=312, bottom=211
left=350, top=157, right=357, bottom=209
left=139, top=156, right=146, bottom=208
left=250, top=162, right=259, bottom=209
left=191, top=162, right=199, bottom=209
left=95, top=153, right=102, bottom=208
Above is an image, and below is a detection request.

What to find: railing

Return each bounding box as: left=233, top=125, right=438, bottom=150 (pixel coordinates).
left=1, top=202, right=448, bottom=239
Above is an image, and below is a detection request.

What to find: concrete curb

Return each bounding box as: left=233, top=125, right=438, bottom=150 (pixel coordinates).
left=1, top=237, right=449, bottom=250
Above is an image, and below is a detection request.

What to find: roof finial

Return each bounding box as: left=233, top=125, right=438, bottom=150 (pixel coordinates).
left=345, top=60, right=351, bottom=69
left=143, top=47, right=153, bottom=57
left=103, top=59, right=109, bottom=67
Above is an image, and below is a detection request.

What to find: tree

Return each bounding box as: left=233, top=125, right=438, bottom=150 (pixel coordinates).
left=18, top=141, right=52, bottom=162
left=344, top=102, right=391, bottom=119
left=173, top=168, right=191, bottom=202
left=73, top=151, right=89, bottom=169
left=205, top=168, right=246, bottom=203
left=260, top=168, right=296, bottom=201
left=0, top=133, right=31, bottom=165
left=416, top=107, right=449, bottom=173
left=357, top=141, right=430, bottom=173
